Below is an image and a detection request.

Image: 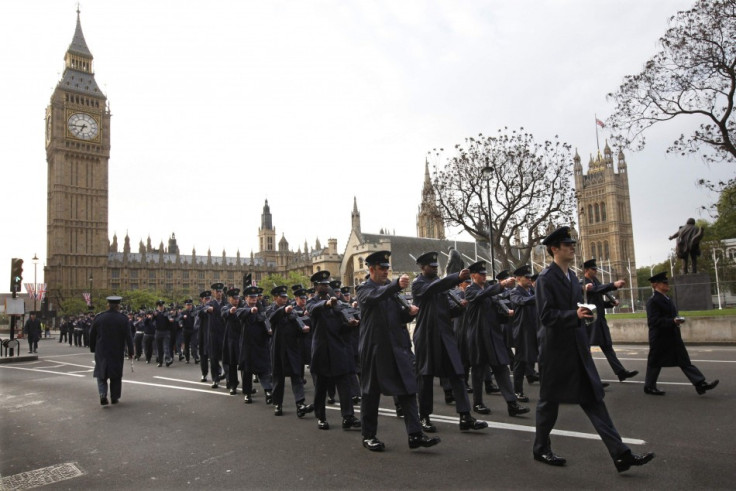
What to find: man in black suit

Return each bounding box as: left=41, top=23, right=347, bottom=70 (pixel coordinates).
left=533, top=226, right=654, bottom=473
left=644, top=272, right=718, bottom=396
left=90, top=296, right=134, bottom=405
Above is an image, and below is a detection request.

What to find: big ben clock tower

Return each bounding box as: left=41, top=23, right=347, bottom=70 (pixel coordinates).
left=45, top=9, right=110, bottom=307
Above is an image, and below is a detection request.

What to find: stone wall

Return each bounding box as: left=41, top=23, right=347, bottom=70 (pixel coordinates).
left=608, top=316, right=736, bottom=344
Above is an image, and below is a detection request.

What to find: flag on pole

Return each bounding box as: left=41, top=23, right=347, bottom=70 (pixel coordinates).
left=25, top=283, right=37, bottom=300
left=83, top=292, right=91, bottom=306
left=596, top=118, right=605, bottom=128
left=38, top=284, right=47, bottom=302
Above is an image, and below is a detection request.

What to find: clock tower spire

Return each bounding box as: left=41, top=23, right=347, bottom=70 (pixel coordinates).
left=45, top=8, right=111, bottom=307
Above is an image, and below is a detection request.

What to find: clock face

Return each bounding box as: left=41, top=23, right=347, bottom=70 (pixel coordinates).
left=67, top=113, right=99, bottom=140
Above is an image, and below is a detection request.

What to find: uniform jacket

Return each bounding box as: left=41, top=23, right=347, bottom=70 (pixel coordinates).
left=221, top=303, right=244, bottom=368
left=411, top=272, right=465, bottom=377
left=90, top=309, right=133, bottom=380
left=357, top=278, right=417, bottom=396
left=536, top=262, right=604, bottom=404
left=509, top=284, right=539, bottom=364
left=267, top=303, right=305, bottom=377
left=307, top=296, right=354, bottom=377
left=202, top=298, right=226, bottom=361
left=645, top=291, right=692, bottom=367
left=236, top=306, right=272, bottom=374
left=583, top=276, right=617, bottom=346
left=464, top=281, right=508, bottom=366
left=24, top=318, right=42, bottom=340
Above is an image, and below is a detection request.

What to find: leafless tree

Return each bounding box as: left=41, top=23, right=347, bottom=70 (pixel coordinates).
left=431, top=128, right=577, bottom=272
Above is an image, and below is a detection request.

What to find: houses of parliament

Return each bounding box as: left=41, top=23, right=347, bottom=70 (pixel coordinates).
left=44, top=12, right=637, bottom=310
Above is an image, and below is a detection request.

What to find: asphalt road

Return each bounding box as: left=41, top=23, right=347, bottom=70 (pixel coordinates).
left=1, top=339, right=734, bottom=490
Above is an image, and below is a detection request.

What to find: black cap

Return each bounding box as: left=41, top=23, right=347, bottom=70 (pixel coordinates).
left=496, top=270, right=511, bottom=281
left=583, top=258, right=597, bottom=270
left=329, top=280, right=342, bottom=290
left=541, top=226, right=577, bottom=246
left=306, top=287, right=315, bottom=294
left=244, top=286, right=260, bottom=297
left=530, top=273, right=539, bottom=282
left=271, top=285, right=288, bottom=297
left=291, top=284, right=303, bottom=292
left=106, top=295, right=123, bottom=304
left=365, top=250, right=391, bottom=267
left=416, top=251, right=439, bottom=267
left=293, top=288, right=307, bottom=298
left=513, top=265, right=533, bottom=277
left=310, top=270, right=331, bottom=284
left=226, top=288, right=240, bottom=298
left=199, top=290, right=211, bottom=299
left=184, top=299, right=193, bottom=305
left=256, top=287, right=264, bottom=295
left=468, top=260, right=487, bottom=274
left=340, top=286, right=351, bottom=295
left=156, top=300, right=166, bottom=306
left=648, top=272, right=668, bottom=283
left=211, top=282, right=224, bottom=291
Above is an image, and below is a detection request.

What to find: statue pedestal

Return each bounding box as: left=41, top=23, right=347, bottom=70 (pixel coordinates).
left=672, top=273, right=712, bottom=311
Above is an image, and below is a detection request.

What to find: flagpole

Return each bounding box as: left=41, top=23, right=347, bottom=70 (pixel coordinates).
left=595, top=114, right=600, bottom=152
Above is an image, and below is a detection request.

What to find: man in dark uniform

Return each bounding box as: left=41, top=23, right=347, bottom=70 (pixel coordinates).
left=292, top=286, right=312, bottom=384
left=237, top=286, right=274, bottom=404
left=132, top=312, right=145, bottom=360
left=412, top=251, right=488, bottom=433
left=358, top=250, right=440, bottom=451
left=534, top=226, right=654, bottom=472
left=582, top=259, right=638, bottom=383
left=179, top=299, right=196, bottom=364
left=202, top=283, right=226, bottom=388
left=464, top=260, right=529, bottom=417
left=267, top=285, right=314, bottom=417
left=90, top=296, right=134, bottom=406
left=142, top=310, right=156, bottom=363
left=195, top=291, right=212, bottom=380
left=153, top=300, right=174, bottom=367
left=509, top=265, right=539, bottom=400
left=221, top=288, right=244, bottom=395
left=307, top=270, right=361, bottom=431
left=644, top=272, right=719, bottom=396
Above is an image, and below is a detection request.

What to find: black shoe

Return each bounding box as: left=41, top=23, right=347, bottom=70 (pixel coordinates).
left=146, top=360, right=151, bottom=364
left=185, top=360, right=190, bottom=364
left=296, top=402, right=314, bottom=418
left=179, top=354, right=184, bottom=361
left=157, top=362, right=163, bottom=367
left=534, top=451, right=566, bottom=466
left=508, top=401, right=530, bottom=416
left=327, top=397, right=336, bottom=404
left=644, top=386, right=665, bottom=396
left=485, top=382, right=500, bottom=394
left=274, top=405, right=283, bottom=416
left=617, top=369, right=639, bottom=382
left=250, top=387, right=258, bottom=394
left=526, top=374, right=540, bottom=384
left=200, top=376, right=207, bottom=382
left=614, top=451, right=655, bottom=472
left=318, top=419, right=330, bottom=430
left=362, top=436, right=385, bottom=452
left=100, top=396, right=109, bottom=406
left=395, top=404, right=404, bottom=418
left=695, top=379, right=719, bottom=395
left=466, top=385, right=473, bottom=394
left=473, top=404, right=491, bottom=415
left=265, top=391, right=273, bottom=405
left=408, top=432, right=441, bottom=449
left=352, top=395, right=361, bottom=404
left=459, top=413, right=488, bottom=431
left=244, top=394, right=252, bottom=404
left=165, top=358, right=173, bottom=367
left=194, top=358, right=200, bottom=364
left=229, top=388, right=237, bottom=395
left=420, top=416, right=437, bottom=433
left=444, top=389, right=455, bottom=404
left=211, top=381, right=219, bottom=389
left=342, top=415, right=361, bottom=429
left=602, top=382, right=610, bottom=388
left=515, top=392, right=530, bottom=403
left=111, top=399, right=119, bottom=405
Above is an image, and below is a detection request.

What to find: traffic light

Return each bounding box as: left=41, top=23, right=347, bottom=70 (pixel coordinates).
left=10, top=258, right=23, bottom=293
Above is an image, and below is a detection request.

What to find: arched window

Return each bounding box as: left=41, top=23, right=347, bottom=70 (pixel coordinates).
left=591, top=243, right=596, bottom=259
left=594, top=204, right=600, bottom=223
left=358, top=257, right=364, bottom=269
left=597, top=242, right=603, bottom=260
left=588, top=205, right=593, bottom=224
left=601, top=202, right=607, bottom=221
left=604, top=241, right=609, bottom=260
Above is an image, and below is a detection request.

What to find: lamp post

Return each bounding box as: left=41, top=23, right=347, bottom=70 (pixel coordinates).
left=481, top=164, right=495, bottom=277
left=89, top=273, right=93, bottom=311
left=32, top=253, right=38, bottom=314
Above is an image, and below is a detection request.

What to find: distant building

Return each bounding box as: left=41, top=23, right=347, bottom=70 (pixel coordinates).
left=574, top=142, right=638, bottom=292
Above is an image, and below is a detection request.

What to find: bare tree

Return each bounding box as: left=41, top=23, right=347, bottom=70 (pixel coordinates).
left=431, top=128, right=577, bottom=272
left=607, top=0, right=736, bottom=189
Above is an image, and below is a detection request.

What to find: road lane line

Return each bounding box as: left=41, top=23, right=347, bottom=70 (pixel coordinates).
left=123, top=379, right=232, bottom=395
left=0, top=365, right=85, bottom=377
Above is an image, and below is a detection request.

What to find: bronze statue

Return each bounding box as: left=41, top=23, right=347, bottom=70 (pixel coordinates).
left=668, top=218, right=705, bottom=274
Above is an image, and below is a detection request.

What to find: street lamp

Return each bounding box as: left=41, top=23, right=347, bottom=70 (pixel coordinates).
left=89, top=273, right=93, bottom=311
left=481, top=164, right=495, bottom=277
left=32, top=253, right=38, bottom=314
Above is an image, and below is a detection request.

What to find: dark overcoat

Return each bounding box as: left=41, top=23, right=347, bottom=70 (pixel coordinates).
left=307, top=297, right=354, bottom=377
left=464, top=281, right=508, bottom=366
left=411, top=273, right=465, bottom=377
left=204, top=298, right=226, bottom=362
left=221, top=303, right=243, bottom=368
left=645, top=291, right=692, bottom=367
left=236, top=307, right=272, bottom=374
left=267, top=304, right=305, bottom=377
left=357, top=278, right=417, bottom=396
left=24, top=318, right=42, bottom=341
left=536, top=262, right=604, bottom=404
left=195, top=305, right=209, bottom=357
left=509, top=285, right=539, bottom=364
left=90, top=309, right=133, bottom=380
left=452, top=288, right=470, bottom=367
left=583, top=276, right=617, bottom=346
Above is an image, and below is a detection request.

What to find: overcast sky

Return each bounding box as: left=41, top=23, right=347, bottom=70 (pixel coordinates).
left=1, top=0, right=732, bottom=287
